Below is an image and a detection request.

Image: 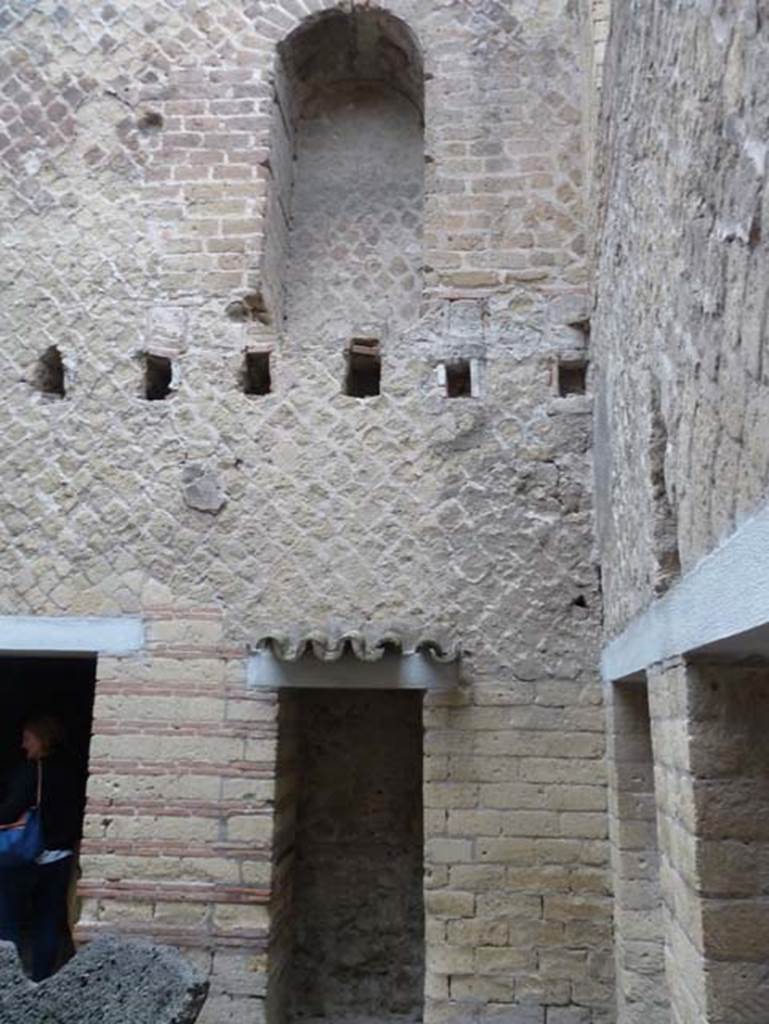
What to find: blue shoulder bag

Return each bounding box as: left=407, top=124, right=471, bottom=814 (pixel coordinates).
left=0, top=762, right=43, bottom=867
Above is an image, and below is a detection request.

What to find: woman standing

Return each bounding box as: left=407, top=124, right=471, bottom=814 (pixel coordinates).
left=0, top=716, right=83, bottom=980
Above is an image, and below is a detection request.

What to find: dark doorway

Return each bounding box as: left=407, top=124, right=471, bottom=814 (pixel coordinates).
left=0, top=655, right=97, bottom=973
left=285, top=689, right=425, bottom=1023
left=0, top=656, right=96, bottom=783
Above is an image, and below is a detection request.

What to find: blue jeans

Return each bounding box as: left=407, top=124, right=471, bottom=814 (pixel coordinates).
left=0, top=857, right=73, bottom=981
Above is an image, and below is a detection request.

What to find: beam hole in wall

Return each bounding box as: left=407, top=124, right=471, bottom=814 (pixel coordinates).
left=277, top=688, right=424, bottom=1024
left=241, top=351, right=272, bottom=396
left=0, top=654, right=96, bottom=975
left=226, top=290, right=271, bottom=326
left=143, top=353, right=172, bottom=401
left=35, top=346, right=65, bottom=398
left=444, top=359, right=472, bottom=398
left=137, top=110, right=163, bottom=131
left=344, top=339, right=381, bottom=398
left=568, top=318, right=591, bottom=341
left=557, top=358, right=588, bottom=396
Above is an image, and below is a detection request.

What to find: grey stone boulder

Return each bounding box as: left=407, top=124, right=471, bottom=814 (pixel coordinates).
left=0, top=935, right=208, bottom=1023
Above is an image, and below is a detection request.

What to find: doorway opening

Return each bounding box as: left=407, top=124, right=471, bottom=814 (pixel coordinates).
left=0, top=655, right=97, bottom=974
left=279, top=688, right=425, bottom=1024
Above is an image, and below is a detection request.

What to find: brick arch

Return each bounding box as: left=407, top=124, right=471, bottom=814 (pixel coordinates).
left=246, top=0, right=425, bottom=48
left=256, top=0, right=426, bottom=331
left=278, top=4, right=424, bottom=109
left=243, top=1, right=431, bottom=109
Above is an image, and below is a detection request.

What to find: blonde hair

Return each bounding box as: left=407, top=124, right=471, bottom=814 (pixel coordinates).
left=24, top=716, right=64, bottom=757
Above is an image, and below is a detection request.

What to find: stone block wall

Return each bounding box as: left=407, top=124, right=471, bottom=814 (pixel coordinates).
left=604, top=680, right=669, bottom=1024
left=593, top=0, right=769, bottom=635
left=267, top=690, right=299, bottom=1024
left=606, top=661, right=769, bottom=1022
left=642, top=661, right=769, bottom=1022
left=422, top=682, right=612, bottom=1023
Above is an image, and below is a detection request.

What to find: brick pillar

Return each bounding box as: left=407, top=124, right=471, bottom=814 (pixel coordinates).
left=76, top=607, right=279, bottom=1024
left=605, top=678, right=670, bottom=1023
left=422, top=681, right=612, bottom=1024
left=648, top=659, right=769, bottom=1022
left=263, top=690, right=300, bottom=1024
left=646, top=660, right=708, bottom=1022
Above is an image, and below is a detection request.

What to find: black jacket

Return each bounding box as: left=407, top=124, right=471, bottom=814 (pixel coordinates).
left=0, top=753, right=84, bottom=851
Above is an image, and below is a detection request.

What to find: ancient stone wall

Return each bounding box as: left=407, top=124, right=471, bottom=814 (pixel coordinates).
left=1, top=2, right=608, bottom=1022
left=595, top=10, right=769, bottom=1011
left=593, top=0, right=769, bottom=634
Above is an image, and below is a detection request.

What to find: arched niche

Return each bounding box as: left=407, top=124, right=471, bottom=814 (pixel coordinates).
left=260, top=8, right=425, bottom=346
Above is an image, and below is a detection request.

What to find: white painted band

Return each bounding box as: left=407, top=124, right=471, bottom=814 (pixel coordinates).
left=602, top=502, right=769, bottom=681
left=0, top=616, right=144, bottom=655
left=247, top=650, right=458, bottom=690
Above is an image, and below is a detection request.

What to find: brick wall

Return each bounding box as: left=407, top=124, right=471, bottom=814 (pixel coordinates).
left=645, top=661, right=769, bottom=1022
left=77, top=607, right=276, bottom=1021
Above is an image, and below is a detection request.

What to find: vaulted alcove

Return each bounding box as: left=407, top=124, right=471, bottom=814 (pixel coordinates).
left=260, top=8, right=425, bottom=350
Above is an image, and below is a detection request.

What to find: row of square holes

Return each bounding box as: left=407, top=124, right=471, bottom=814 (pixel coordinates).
left=32, top=343, right=587, bottom=400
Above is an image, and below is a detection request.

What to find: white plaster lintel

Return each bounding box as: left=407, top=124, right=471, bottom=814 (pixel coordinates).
left=602, top=502, right=769, bottom=682
left=247, top=650, right=458, bottom=690
left=0, top=616, right=144, bottom=656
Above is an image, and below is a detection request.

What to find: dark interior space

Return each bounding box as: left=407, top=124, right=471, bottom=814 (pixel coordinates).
left=0, top=655, right=96, bottom=976
left=0, top=656, right=96, bottom=783
left=143, top=353, right=172, bottom=400
left=241, top=351, right=272, bottom=396
left=287, top=688, right=424, bottom=1023
left=345, top=340, right=381, bottom=398
left=34, top=346, right=65, bottom=398
left=445, top=360, right=472, bottom=398
left=557, top=358, right=588, bottom=397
